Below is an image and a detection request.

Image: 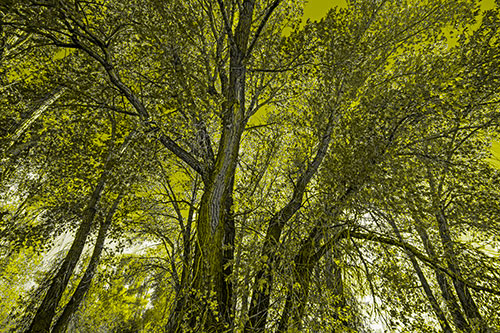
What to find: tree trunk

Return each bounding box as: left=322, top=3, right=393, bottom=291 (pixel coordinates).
left=27, top=129, right=133, bottom=332
left=27, top=170, right=108, bottom=332
left=221, top=181, right=236, bottom=329
left=386, top=216, right=452, bottom=333
left=165, top=183, right=197, bottom=333
left=326, top=246, right=350, bottom=332
left=185, top=81, right=244, bottom=330
left=245, top=106, right=337, bottom=332
left=415, top=223, right=470, bottom=332
left=2, top=86, right=66, bottom=183
left=277, top=227, right=319, bottom=332
left=435, top=210, right=488, bottom=332
left=181, top=2, right=259, bottom=330
left=277, top=228, right=352, bottom=332
left=7, top=86, right=66, bottom=153
left=426, top=153, right=488, bottom=332
left=51, top=194, right=122, bottom=333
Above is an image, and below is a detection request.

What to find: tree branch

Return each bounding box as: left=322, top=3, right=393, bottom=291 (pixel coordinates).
left=159, top=134, right=206, bottom=180
left=348, top=231, right=500, bottom=296
left=246, top=0, right=281, bottom=57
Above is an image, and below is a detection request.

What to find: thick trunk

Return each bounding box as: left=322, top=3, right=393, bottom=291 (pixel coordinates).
left=183, top=40, right=246, bottom=333
left=182, top=2, right=259, bottom=330
left=27, top=171, right=108, bottom=332
left=386, top=217, right=452, bottom=332
left=187, top=169, right=237, bottom=331
left=51, top=194, right=121, bottom=333
left=221, top=183, right=236, bottom=328
left=415, top=223, right=470, bottom=332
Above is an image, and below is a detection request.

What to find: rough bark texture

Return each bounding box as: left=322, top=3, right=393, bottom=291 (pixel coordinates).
left=221, top=179, right=236, bottom=328
left=183, top=2, right=256, bottom=329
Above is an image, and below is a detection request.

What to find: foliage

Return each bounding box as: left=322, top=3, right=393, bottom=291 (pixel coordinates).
left=1, top=0, right=500, bottom=332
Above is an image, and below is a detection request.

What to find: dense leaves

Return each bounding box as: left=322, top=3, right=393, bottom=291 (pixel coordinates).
left=1, top=0, right=500, bottom=332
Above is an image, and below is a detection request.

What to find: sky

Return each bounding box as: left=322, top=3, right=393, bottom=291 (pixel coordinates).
left=302, top=0, right=496, bottom=22
left=303, top=0, right=346, bottom=21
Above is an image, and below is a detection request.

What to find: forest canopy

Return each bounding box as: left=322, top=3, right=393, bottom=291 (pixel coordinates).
left=1, top=0, right=500, bottom=332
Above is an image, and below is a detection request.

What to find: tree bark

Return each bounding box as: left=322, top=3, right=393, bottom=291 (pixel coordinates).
left=276, top=227, right=318, bottom=332
left=27, top=169, right=109, bottom=332
left=27, top=129, right=134, bottom=332
left=415, top=223, right=470, bottom=332
left=165, top=182, right=197, bottom=333
left=385, top=216, right=452, bottom=333
left=221, top=178, right=236, bottom=328
left=51, top=194, right=122, bottom=333
left=434, top=210, right=487, bottom=332
left=245, top=104, right=337, bottom=332
left=184, top=1, right=256, bottom=329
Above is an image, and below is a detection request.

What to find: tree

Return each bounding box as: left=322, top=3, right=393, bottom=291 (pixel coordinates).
left=1, top=0, right=500, bottom=332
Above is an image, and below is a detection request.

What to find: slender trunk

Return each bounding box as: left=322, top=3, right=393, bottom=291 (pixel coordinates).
left=238, top=261, right=251, bottom=331
left=165, top=181, right=197, bottom=333
left=51, top=194, right=122, bottom=333
left=386, top=217, right=452, bottom=332
left=245, top=109, right=337, bottom=332
left=277, top=229, right=351, bottom=332
left=327, top=246, right=350, bottom=332
left=415, top=223, right=470, bottom=332
left=27, top=170, right=108, bottom=332
left=277, top=228, right=318, bottom=332
left=425, top=142, right=488, bottom=332
left=27, top=129, right=133, bottom=332
left=2, top=87, right=66, bottom=183
left=435, top=210, right=487, bottom=332
left=7, top=87, right=66, bottom=152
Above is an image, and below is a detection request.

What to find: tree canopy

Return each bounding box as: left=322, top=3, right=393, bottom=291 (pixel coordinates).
left=1, top=0, right=500, bottom=332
